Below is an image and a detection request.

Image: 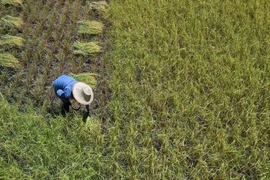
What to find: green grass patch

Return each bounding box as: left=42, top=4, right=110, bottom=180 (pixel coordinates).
left=72, top=41, right=101, bottom=55
left=0, top=15, right=23, bottom=29
left=78, top=20, right=104, bottom=35
left=0, top=34, right=24, bottom=48
left=0, top=53, right=19, bottom=68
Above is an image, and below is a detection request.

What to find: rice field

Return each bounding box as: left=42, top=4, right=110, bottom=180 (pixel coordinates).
left=0, top=0, right=269, bottom=179
left=0, top=0, right=104, bottom=108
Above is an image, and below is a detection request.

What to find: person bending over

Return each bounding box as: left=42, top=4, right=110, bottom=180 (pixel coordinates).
left=52, top=74, right=94, bottom=121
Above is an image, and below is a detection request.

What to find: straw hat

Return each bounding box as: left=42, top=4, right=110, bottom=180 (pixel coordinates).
left=72, top=82, right=94, bottom=105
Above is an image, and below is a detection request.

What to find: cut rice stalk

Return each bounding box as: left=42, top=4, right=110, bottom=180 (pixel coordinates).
left=0, top=0, right=23, bottom=7
left=0, top=53, right=20, bottom=68
left=0, top=35, right=24, bottom=48
left=69, top=72, right=97, bottom=87
left=72, top=42, right=101, bottom=56
left=78, top=20, right=104, bottom=35
left=0, top=15, right=24, bottom=29
left=89, top=1, right=109, bottom=12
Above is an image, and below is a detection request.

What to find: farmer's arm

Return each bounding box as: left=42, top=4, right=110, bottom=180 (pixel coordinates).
left=56, top=89, right=65, bottom=97
left=57, top=87, right=72, bottom=99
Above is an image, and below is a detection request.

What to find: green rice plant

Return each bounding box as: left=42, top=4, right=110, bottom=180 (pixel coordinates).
left=29, top=76, right=46, bottom=105
left=102, top=0, right=270, bottom=179
left=0, top=35, right=24, bottom=48
left=0, top=0, right=22, bottom=7
left=0, top=15, right=23, bottom=29
left=78, top=20, right=104, bottom=35
left=72, top=42, right=101, bottom=56
left=80, top=117, right=103, bottom=146
left=69, top=72, right=97, bottom=87
left=0, top=53, right=19, bottom=68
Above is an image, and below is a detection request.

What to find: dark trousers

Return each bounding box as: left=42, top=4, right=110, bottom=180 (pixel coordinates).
left=61, top=99, right=71, bottom=116
left=61, top=98, right=90, bottom=122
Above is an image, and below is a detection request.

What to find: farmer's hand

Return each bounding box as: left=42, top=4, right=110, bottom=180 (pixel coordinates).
left=67, top=100, right=71, bottom=106
left=86, top=104, right=90, bottom=111
left=82, top=104, right=90, bottom=122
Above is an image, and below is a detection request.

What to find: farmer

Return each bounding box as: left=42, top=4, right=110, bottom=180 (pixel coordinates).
left=52, top=74, right=94, bottom=120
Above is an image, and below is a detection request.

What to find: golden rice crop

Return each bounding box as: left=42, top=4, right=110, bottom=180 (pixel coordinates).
left=0, top=53, right=19, bottom=68
left=78, top=20, right=104, bottom=35
left=72, top=41, right=101, bottom=55
left=0, top=0, right=22, bottom=7
left=0, top=15, right=23, bottom=29
left=0, top=34, right=24, bottom=48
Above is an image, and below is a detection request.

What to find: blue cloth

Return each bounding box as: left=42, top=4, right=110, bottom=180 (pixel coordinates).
left=52, top=74, right=78, bottom=99
left=52, top=74, right=90, bottom=110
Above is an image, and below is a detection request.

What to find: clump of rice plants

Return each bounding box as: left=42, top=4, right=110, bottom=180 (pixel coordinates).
left=69, top=72, right=97, bottom=87
left=72, top=42, right=101, bottom=56
left=0, top=96, right=100, bottom=179
left=0, top=53, right=19, bottom=68
left=0, top=15, right=23, bottom=29
left=78, top=20, right=104, bottom=35
left=0, top=34, right=24, bottom=48
left=0, top=0, right=22, bottom=7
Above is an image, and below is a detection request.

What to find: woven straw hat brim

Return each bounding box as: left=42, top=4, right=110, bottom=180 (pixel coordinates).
left=72, top=82, right=94, bottom=105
